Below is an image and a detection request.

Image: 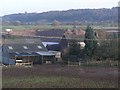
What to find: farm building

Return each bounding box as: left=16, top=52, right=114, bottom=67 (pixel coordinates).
left=35, top=28, right=85, bottom=50
left=35, top=28, right=84, bottom=49
left=35, top=29, right=67, bottom=62
left=2, top=38, right=56, bottom=66
left=35, top=29, right=65, bottom=43
left=1, top=28, right=86, bottom=65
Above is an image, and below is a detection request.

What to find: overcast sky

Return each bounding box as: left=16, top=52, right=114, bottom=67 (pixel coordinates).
left=0, top=0, right=119, bottom=16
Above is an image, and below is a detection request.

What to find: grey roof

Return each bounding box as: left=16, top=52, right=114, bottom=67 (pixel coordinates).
left=36, top=29, right=65, bottom=42
left=46, top=44, right=60, bottom=51
left=36, top=29, right=65, bottom=37
left=3, top=38, right=43, bottom=44
left=2, top=38, right=47, bottom=53
left=39, top=37, right=62, bottom=42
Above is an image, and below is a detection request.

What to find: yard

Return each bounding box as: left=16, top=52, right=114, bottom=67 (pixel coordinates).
left=2, top=64, right=119, bottom=88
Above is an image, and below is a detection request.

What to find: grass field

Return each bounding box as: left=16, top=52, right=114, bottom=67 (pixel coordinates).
left=2, top=25, right=73, bottom=31
left=2, top=65, right=118, bottom=88
left=2, top=24, right=118, bottom=31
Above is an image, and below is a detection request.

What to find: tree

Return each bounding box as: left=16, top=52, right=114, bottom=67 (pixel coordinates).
left=69, top=39, right=80, bottom=56
left=84, top=26, right=98, bottom=59
left=96, top=39, right=119, bottom=61
left=61, top=39, right=82, bottom=63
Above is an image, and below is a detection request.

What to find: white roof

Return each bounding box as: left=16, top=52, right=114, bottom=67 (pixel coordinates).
left=36, top=51, right=55, bottom=56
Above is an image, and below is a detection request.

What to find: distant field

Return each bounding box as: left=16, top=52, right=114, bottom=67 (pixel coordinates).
left=2, top=25, right=73, bottom=31
left=2, top=24, right=118, bottom=31
left=2, top=65, right=118, bottom=88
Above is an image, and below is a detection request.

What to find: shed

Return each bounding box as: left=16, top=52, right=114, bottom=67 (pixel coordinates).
left=2, top=38, right=55, bottom=65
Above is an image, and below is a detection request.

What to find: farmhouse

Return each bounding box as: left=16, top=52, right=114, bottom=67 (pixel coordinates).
left=2, top=38, right=56, bottom=66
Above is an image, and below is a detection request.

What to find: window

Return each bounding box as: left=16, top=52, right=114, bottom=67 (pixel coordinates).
left=8, top=46, right=13, bottom=50
left=23, top=46, right=28, bottom=49
left=38, top=45, right=42, bottom=49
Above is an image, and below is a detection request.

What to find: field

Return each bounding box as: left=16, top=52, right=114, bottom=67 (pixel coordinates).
left=2, top=24, right=118, bottom=31
left=2, top=25, right=74, bottom=31
left=2, top=65, right=118, bottom=88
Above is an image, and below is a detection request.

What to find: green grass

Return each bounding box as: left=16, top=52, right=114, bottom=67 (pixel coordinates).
left=3, top=76, right=117, bottom=88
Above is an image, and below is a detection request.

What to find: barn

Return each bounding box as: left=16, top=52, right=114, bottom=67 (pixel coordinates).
left=2, top=38, right=55, bottom=66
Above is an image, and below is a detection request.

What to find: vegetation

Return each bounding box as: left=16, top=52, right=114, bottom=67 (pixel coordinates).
left=96, top=39, right=119, bottom=61
left=2, top=25, right=74, bottom=31
left=61, top=25, right=119, bottom=65
left=84, top=26, right=98, bottom=60
left=2, top=7, right=117, bottom=23
left=2, top=65, right=118, bottom=88
left=2, top=23, right=118, bottom=31
left=83, top=26, right=119, bottom=62
left=68, top=39, right=81, bottom=56
left=61, top=39, right=82, bottom=64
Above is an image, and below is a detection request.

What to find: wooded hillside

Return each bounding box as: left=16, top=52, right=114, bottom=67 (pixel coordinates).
left=2, top=7, right=118, bottom=23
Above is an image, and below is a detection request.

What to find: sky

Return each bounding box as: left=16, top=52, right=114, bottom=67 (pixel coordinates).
left=0, top=0, right=119, bottom=16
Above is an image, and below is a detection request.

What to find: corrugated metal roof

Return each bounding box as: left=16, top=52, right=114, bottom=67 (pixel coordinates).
left=18, top=52, right=35, bottom=56
left=10, top=52, right=37, bottom=56
left=36, top=51, right=55, bottom=56
left=9, top=51, right=55, bottom=57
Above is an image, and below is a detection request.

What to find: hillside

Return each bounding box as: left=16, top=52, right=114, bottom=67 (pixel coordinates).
left=2, top=7, right=118, bottom=23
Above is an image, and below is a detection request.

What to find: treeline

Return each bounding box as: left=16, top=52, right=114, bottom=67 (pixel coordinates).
left=62, top=26, right=119, bottom=64
left=2, top=7, right=118, bottom=24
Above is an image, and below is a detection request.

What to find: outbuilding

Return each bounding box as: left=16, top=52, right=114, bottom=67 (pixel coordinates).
left=2, top=38, right=55, bottom=66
